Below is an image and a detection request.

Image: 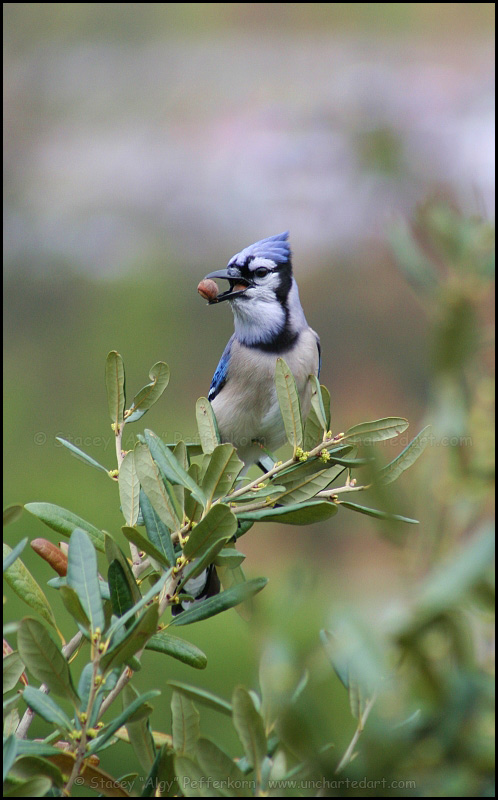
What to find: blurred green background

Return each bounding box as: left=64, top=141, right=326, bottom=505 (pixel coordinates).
left=3, top=4, right=494, bottom=796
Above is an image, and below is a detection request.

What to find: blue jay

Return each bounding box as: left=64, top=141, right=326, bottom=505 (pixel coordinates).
left=172, top=232, right=320, bottom=616
left=204, top=231, right=321, bottom=469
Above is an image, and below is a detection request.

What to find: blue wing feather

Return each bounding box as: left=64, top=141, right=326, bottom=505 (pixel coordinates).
left=208, top=335, right=234, bottom=401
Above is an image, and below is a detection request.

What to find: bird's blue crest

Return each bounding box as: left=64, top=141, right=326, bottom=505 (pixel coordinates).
left=229, top=231, right=291, bottom=268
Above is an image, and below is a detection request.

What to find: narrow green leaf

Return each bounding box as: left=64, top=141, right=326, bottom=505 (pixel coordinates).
left=379, top=425, right=431, bottom=484
left=238, top=501, right=338, bottom=525
left=170, top=578, right=268, bottom=626
left=309, top=375, right=329, bottom=432
left=125, top=362, right=170, bottom=423
left=196, top=397, right=221, bottom=454
left=55, top=437, right=109, bottom=474
left=167, top=682, right=232, bottom=716
left=22, top=686, right=73, bottom=730
left=232, top=686, right=267, bottom=782
left=140, top=489, right=175, bottom=568
left=3, top=544, right=58, bottom=631
left=104, top=533, right=142, bottom=605
left=201, top=445, right=244, bottom=505
left=108, top=560, right=135, bottom=622
left=106, top=569, right=171, bottom=641
left=275, top=357, right=303, bottom=450
left=105, top=350, right=126, bottom=425
left=24, top=502, right=105, bottom=552
left=171, top=690, right=200, bottom=755
left=134, top=444, right=181, bottom=531
left=343, top=417, right=409, bottom=444
left=102, top=604, right=159, bottom=672
left=4, top=775, right=53, bottom=797
left=3, top=538, right=27, bottom=572
left=3, top=505, right=23, bottom=528
left=119, top=451, right=140, bottom=526
left=177, top=540, right=227, bottom=592
left=171, top=441, right=188, bottom=513
left=123, top=683, right=156, bottom=771
left=3, top=735, right=17, bottom=782
left=7, top=754, right=64, bottom=789
left=196, top=738, right=250, bottom=797
left=214, top=548, right=246, bottom=568
left=276, top=463, right=345, bottom=505
left=174, top=755, right=219, bottom=797
left=122, top=525, right=170, bottom=569
left=144, top=431, right=206, bottom=507
left=146, top=633, right=207, bottom=669
left=17, top=618, right=79, bottom=705
left=185, top=463, right=203, bottom=524
left=59, top=586, right=90, bottom=629
left=304, top=385, right=332, bottom=451
left=67, top=528, right=105, bottom=632
left=3, top=651, right=25, bottom=693
left=87, top=690, right=161, bottom=755
left=183, top=504, right=238, bottom=563
left=339, top=501, right=419, bottom=524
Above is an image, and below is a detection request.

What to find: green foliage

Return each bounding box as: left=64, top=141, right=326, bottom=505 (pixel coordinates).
left=3, top=205, right=494, bottom=796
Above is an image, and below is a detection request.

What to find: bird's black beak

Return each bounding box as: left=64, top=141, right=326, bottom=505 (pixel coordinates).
left=204, top=269, right=253, bottom=304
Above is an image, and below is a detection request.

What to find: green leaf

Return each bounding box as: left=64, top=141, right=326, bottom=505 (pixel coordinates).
left=134, top=443, right=181, bottom=531
left=185, top=463, right=204, bottom=524
left=276, top=463, right=346, bottom=506
left=104, top=534, right=142, bottom=605
left=379, top=425, right=431, bottom=484
left=343, top=417, right=409, bottom=444
left=183, top=504, right=238, bottom=563
left=171, top=441, right=188, bottom=513
left=144, top=430, right=206, bottom=507
left=108, top=559, right=135, bottom=622
left=238, top=501, right=338, bottom=525
left=140, top=489, right=175, bottom=568
left=232, top=686, right=267, bottom=783
left=122, top=525, right=171, bottom=569
left=123, top=683, right=156, bottom=771
left=339, top=501, right=419, bottom=524
left=87, top=690, right=161, bottom=755
left=304, top=386, right=331, bottom=451
left=170, top=578, right=267, bottom=626
left=3, top=544, right=58, bottom=631
left=146, top=633, right=207, bottom=669
left=119, top=451, right=140, bottom=526
left=196, top=397, right=221, bottom=454
left=106, top=569, right=171, bottom=641
left=4, top=776, right=53, bottom=797
left=174, top=755, right=219, bottom=797
left=125, top=361, right=170, bottom=423
left=22, top=686, right=73, bottom=731
left=3, top=735, right=17, bottom=782
left=196, top=738, right=251, bottom=797
left=3, top=651, right=25, bottom=693
left=177, top=540, right=227, bottom=593
left=167, top=682, right=232, bottom=716
left=3, top=504, right=23, bottom=528
left=59, top=586, right=90, bottom=629
left=309, top=375, right=329, bottom=432
left=201, top=444, right=244, bottom=505
left=17, top=618, right=79, bottom=705
left=102, top=604, right=159, bottom=672
left=214, top=548, right=246, bottom=568
left=275, top=357, right=303, bottom=450
left=105, top=350, right=126, bottom=425
left=3, top=538, right=27, bottom=572
left=67, top=528, right=105, bottom=632
left=55, top=437, right=109, bottom=474
left=171, top=690, right=200, bottom=755
left=7, top=755, right=63, bottom=789
left=24, top=502, right=105, bottom=552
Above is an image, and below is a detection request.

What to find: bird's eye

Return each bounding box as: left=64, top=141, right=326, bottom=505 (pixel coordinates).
left=254, top=267, right=269, bottom=279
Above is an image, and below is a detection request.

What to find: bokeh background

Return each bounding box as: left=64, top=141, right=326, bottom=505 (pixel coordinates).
left=4, top=4, right=495, bottom=796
